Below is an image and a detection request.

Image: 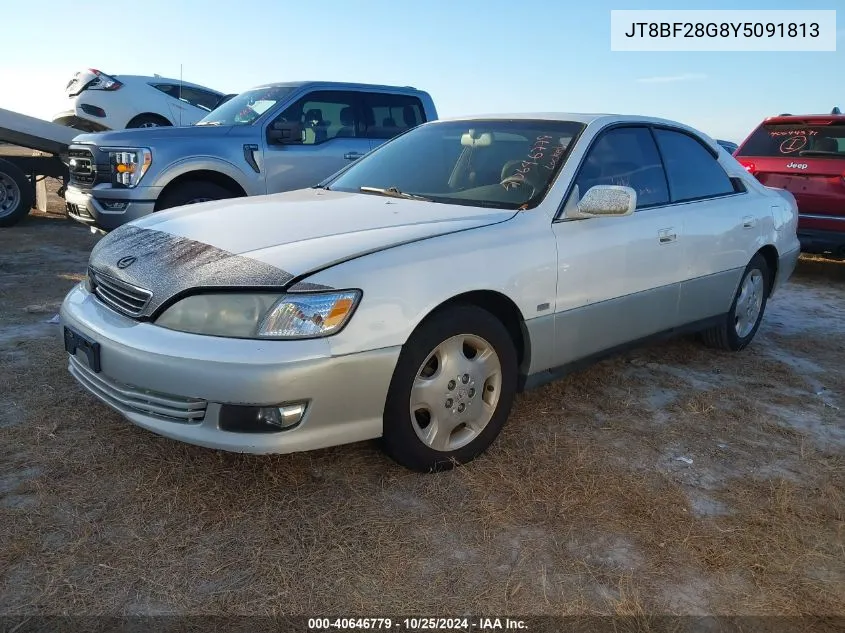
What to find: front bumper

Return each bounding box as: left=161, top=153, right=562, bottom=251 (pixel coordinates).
left=59, top=283, right=400, bottom=454
left=65, top=186, right=159, bottom=232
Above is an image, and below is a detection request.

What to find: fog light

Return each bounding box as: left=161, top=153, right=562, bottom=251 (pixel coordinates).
left=219, top=402, right=306, bottom=433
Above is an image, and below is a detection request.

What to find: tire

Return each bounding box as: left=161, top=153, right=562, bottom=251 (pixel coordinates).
left=156, top=181, right=237, bottom=211
left=126, top=114, right=172, bottom=128
left=0, top=158, right=34, bottom=228
left=380, top=304, right=518, bottom=472
left=701, top=253, right=770, bottom=352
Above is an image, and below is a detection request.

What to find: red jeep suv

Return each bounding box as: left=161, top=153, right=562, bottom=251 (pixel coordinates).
left=735, top=112, right=845, bottom=257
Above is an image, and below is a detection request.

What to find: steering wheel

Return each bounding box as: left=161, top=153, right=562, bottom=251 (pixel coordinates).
left=500, top=175, right=536, bottom=197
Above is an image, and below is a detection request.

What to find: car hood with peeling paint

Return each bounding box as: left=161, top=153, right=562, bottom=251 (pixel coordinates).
left=87, top=188, right=516, bottom=317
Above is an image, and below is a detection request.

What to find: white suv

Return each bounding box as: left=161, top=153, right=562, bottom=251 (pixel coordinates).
left=52, top=69, right=233, bottom=132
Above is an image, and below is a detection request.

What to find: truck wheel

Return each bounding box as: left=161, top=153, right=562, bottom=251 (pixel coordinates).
left=156, top=181, right=236, bottom=211
left=126, top=114, right=172, bottom=128
left=0, top=158, right=34, bottom=227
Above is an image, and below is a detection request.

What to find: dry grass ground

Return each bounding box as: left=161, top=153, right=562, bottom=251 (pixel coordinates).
left=0, top=184, right=843, bottom=619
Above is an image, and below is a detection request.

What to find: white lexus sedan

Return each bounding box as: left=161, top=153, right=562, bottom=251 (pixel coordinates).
left=59, top=113, right=801, bottom=472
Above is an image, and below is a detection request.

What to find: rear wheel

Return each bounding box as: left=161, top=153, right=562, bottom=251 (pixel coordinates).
left=0, top=158, right=34, bottom=227
left=701, top=253, right=770, bottom=351
left=156, top=181, right=237, bottom=211
left=126, top=114, right=172, bottom=128
left=380, top=305, right=518, bottom=472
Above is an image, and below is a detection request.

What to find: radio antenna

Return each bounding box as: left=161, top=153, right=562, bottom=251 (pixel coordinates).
left=179, top=64, right=183, bottom=126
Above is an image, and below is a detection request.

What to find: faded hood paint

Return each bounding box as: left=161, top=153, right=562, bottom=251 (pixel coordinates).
left=88, top=188, right=515, bottom=318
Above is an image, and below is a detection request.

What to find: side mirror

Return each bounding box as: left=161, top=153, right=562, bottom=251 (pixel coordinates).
left=267, top=120, right=304, bottom=145
left=564, top=185, right=636, bottom=219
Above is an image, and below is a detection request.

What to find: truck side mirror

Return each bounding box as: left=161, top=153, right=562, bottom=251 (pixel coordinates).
left=267, top=121, right=304, bottom=145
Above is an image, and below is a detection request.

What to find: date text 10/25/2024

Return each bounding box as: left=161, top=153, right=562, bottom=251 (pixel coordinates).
left=308, top=617, right=528, bottom=630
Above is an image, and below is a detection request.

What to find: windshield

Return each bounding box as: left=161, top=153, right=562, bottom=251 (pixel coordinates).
left=326, top=120, right=586, bottom=210
left=737, top=122, right=845, bottom=158
left=196, top=86, right=298, bottom=126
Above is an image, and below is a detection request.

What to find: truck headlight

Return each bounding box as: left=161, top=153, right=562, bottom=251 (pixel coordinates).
left=154, top=290, right=362, bottom=339
left=104, top=148, right=152, bottom=188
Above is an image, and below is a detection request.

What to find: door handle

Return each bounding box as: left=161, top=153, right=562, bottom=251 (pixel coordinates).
left=658, top=228, right=677, bottom=244
left=742, top=215, right=755, bottom=229
left=344, top=152, right=364, bottom=160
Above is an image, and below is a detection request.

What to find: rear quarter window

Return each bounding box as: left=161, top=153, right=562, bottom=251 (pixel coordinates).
left=738, top=123, right=845, bottom=158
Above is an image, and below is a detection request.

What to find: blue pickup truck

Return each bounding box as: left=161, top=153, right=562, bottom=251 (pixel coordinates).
left=63, top=81, right=438, bottom=232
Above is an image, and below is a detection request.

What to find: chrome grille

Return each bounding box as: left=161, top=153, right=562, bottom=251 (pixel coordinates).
left=89, top=268, right=152, bottom=317
left=69, top=354, right=207, bottom=423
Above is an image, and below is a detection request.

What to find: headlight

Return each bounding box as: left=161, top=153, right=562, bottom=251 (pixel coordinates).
left=103, top=148, right=152, bottom=188
left=154, top=290, right=362, bottom=339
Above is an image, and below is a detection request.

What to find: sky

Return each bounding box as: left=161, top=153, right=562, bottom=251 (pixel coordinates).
left=1, top=0, right=841, bottom=143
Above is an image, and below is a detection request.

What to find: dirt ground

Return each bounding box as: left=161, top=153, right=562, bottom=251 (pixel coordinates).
left=1, top=180, right=843, bottom=619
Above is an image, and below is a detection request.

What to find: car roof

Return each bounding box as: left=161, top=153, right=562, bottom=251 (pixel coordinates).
left=434, top=112, right=708, bottom=132
left=251, top=80, right=426, bottom=93
left=117, top=75, right=223, bottom=94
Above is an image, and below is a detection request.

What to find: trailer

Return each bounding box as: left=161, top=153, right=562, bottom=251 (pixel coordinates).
left=0, top=107, right=76, bottom=227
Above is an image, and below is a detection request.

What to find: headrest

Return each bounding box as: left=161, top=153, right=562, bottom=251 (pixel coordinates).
left=383, top=117, right=397, bottom=127
left=402, top=105, right=416, bottom=126
left=340, top=107, right=354, bottom=126
left=815, top=136, right=838, bottom=152
left=304, top=109, right=324, bottom=125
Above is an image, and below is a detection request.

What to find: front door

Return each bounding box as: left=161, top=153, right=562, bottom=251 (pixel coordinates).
left=262, top=90, right=371, bottom=194
left=551, top=125, right=685, bottom=366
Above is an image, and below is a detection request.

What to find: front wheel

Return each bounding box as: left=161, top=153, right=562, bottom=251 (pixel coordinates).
left=701, top=253, right=770, bottom=351
left=156, top=181, right=236, bottom=211
left=380, top=305, right=518, bottom=472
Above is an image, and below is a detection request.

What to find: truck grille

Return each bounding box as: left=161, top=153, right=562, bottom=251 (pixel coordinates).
left=69, top=354, right=207, bottom=423
left=68, top=148, right=96, bottom=185
left=89, top=268, right=152, bottom=317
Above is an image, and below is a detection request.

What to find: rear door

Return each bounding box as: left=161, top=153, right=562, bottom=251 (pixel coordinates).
left=652, top=127, right=758, bottom=324
left=261, top=90, right=370, bottom=193
left=361, top=92, right=428, bottom=152
left=735, top=120, right=845, bottom=234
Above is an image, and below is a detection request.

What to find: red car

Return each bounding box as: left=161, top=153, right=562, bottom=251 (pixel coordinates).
left=735, top=111, right=845, bottom=257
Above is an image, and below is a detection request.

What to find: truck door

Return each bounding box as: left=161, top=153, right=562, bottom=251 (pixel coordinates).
left=261, top=90, right=370, bottom=194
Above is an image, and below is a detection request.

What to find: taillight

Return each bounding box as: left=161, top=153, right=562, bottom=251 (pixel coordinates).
left=738, top=159, right=756, bottom=174
left=87, top=69, right=123, bottom=91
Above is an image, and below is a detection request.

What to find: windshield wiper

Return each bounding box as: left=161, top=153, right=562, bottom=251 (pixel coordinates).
left=360, top=186, right=432, bottom=202
left=798, top=150, right=841, bottom=157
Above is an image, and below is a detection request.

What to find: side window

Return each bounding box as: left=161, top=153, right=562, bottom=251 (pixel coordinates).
left=151, top=83, right=180, bottom=98
left=151, top=84, right=221, bottom=111
left=177, top=87, right=224, bottom=112
left=653, top=129, right=735, bottom=202
left=272, top=91, right=361, bottom=145
left=573, top=126, right=669, bottom=209
left=362, top=93, right=426, bottom=140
